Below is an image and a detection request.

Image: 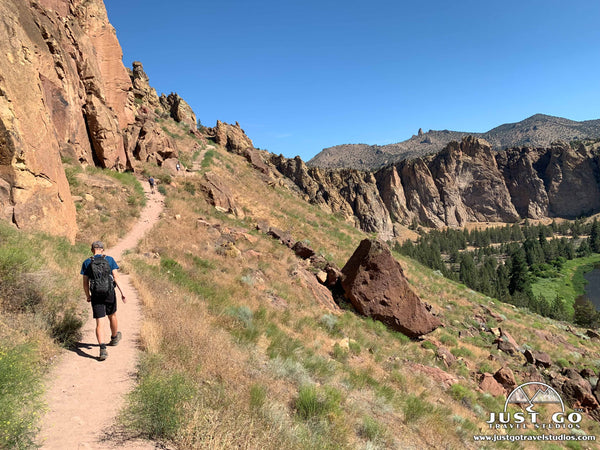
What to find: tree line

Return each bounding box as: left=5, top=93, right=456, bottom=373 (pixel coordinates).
left=395, top=219, right=600, bottom=325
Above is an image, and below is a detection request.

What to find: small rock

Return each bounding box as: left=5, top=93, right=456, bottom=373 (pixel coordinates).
left=316, top=270, right=328, bottom=284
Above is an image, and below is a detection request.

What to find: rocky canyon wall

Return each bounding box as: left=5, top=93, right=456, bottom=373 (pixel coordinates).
left=270, top=137, right=600, bottom=238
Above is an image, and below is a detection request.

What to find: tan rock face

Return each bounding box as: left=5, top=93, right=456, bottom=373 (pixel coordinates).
left=73, top=0, right=135, bottom=130
left=0, top=0, right=79, bottom=240
left=0, top=0, right=170, bottom=241
left=211, top=120, right=253, bottom=154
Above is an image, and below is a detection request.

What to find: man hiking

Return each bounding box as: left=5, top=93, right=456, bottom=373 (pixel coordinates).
left=148, top=175, right=156, bottom=194
left=81, top=241, right=126, bottom=361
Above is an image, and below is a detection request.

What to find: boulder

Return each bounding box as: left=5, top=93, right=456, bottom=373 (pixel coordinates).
left=587, top=329, right=600, bottom=340
left=479, top=373, right=505, bottom=397
left=581, top=368, right=596, bottom=380
left=560, top=368, right=599, bottom=408
left=494, top=329, right=519, bottom=355
left=436, top=347, right=457, bottom=368
left=296, top=268, right=339, bottom=312
left=292, top=241, right=316, bottom=259
left=199, top=172, right=241, bottom=217
left=524, top=349, right=552, bottom=368
left=494, top=366, right=517, bottom=391
left=243, top=148, right=270, bottom=175
left=341, top=239, right=441, bottom=337
left=267, top=227, right=294, bottom=248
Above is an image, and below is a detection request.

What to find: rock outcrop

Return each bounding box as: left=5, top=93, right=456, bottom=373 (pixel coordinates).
left=0, top=1, right=205, bottom=241
left=209, top=121, right=254, bottom=154
left=341, top=239, right=441, bottom=337
left=159, top=93, right=197, bottom=130
left=270, top=156, right=395, bottom=240
left=129, top=61, right=161, bottom=109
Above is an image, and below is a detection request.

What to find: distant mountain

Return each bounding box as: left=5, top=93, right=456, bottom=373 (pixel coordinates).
left=308, top=114, right=600, bottom=170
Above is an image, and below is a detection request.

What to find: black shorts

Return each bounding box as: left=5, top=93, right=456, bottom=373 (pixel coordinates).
left=91, top=289, right=117, bottom=319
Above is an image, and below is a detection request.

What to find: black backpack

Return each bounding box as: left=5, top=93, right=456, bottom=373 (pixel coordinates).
left=88, top=256, right=113, bottom=297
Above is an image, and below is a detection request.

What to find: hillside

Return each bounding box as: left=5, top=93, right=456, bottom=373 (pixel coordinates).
left=309, top=114, right=600, bottom=170
left=5, top=123, right=600, bottom=447
left=119, top=136, right=600, bottom=448
left=3, top=1, right=600, bottom=449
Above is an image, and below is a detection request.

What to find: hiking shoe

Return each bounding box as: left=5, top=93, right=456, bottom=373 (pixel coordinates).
left=99, top=346, right=108, bottom=361
left=109, top=331, right=122, bottom=346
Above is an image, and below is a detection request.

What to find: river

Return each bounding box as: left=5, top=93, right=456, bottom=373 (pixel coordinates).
left=582, top=267, right=600, bottom=310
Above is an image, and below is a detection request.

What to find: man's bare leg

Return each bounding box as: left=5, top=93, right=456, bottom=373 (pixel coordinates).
left=95, top=318, right=104, bottom=345
left=108, top=313, right=118, bottom=339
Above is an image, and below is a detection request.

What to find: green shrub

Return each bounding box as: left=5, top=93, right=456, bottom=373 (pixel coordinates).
left=249, top=384, right=267, bottom=410
left=360, top=415, right=386, bottom=441
left=331, top=343, right=348, bottom=363
left=449, top=383, right=476, bottom=406
left=0, top=343, right=43, bottom=449
left=348, top=340, right=361, bottom=355
left=319, top=314, right=339, bottom=335
left=123, top=364, right=195, bottom=439
left=403, top=394, right=434, bottom=423
left=295, top=384, right=342, bottom=421
left=450, top=346, right=474, bottom=358
left=226, top=305, right=261, bottom=343
left=421, top=341, right=437, bottom=351
left=439, top=333, right=458, bottom=347
left=477, top=362, right=494, bottom=374
left=266, top=324, right=302, bottom=360
left=556, top=358, right=570, bottom=369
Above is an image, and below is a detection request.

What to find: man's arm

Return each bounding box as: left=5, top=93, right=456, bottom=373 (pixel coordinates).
left=112, top=269, right=126, bottom=303
left=83, top=275, right=91, bottom=302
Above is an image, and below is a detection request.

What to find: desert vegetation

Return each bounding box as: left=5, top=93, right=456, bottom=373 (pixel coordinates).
left=0, top=222, right=88, bottom=448
left=5, top=137, right=600, bottom=448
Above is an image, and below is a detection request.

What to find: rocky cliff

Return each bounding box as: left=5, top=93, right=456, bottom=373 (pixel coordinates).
left=0, top=0, right=196, bottom=241
left=310, top=114, right=600, bottom=170
left=270, top=137, right=600, bottom=237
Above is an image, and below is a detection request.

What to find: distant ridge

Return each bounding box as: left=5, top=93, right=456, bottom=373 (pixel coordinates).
left=308, top=114, right=600, bottom=170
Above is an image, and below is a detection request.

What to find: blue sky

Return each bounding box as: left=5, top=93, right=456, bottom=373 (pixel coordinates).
left=105, top=0, right=600, bottom=161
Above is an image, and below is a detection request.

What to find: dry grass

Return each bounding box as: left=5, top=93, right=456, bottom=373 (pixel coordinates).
left=121, top=143, right=600, bottom=449
left=65, top=165, right=145, bottom=247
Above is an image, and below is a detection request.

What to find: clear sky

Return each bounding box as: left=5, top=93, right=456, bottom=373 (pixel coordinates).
left=105, top=0, right=600, bottom=161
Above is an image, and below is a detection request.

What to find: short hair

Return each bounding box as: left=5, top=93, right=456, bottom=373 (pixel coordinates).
left=91, top=241, right=104, bottom=250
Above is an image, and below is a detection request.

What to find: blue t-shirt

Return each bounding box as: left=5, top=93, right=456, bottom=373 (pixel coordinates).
left=80, top=255, right=119, bottom=276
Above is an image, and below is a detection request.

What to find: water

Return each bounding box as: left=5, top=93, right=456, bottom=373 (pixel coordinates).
left=582, top=267, right=600, bottom=310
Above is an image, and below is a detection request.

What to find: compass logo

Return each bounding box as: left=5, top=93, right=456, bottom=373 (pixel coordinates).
left=487, top=382, right=582, bottom=430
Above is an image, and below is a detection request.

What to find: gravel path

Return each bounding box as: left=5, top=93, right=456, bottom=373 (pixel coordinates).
left=39, top=179, right=165, bottom=449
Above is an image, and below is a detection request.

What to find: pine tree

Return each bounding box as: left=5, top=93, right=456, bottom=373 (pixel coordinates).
left=508, top=247, right=530, bottom=295
left=590, top=219, right=600, bottom=253
left=574, top=299, right=598, bottom=328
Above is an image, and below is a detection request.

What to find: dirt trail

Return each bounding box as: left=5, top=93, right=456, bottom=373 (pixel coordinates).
left=39, top=179, right=164, bottom=449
